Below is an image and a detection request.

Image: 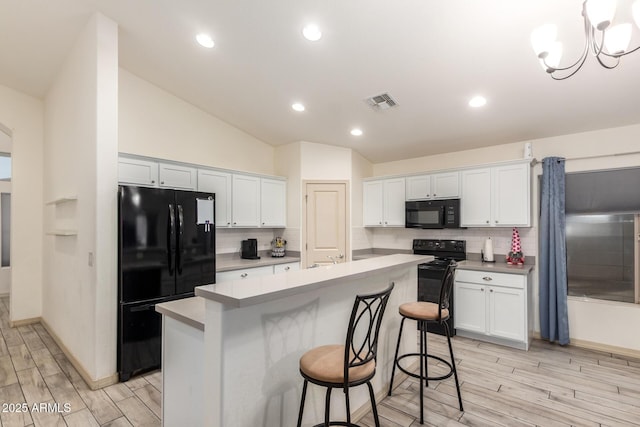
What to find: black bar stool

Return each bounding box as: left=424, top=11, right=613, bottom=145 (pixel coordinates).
left=296, top=283, right=394, bottom=427
left=387, top=263, right=463, bottom=424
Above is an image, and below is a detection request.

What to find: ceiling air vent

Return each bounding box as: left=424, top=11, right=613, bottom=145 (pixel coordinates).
left=365, top=93, right=398, bottom=111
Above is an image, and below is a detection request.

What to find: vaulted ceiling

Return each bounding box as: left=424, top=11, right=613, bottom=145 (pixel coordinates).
left=1, top=0, right=639, bottom=162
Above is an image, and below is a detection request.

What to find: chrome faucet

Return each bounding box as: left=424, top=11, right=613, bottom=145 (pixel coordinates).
left=327, top=254, right=345, bottom=264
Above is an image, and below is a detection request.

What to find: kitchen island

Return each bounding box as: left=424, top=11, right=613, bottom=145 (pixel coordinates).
left=159, top=254, right=430, bottom=427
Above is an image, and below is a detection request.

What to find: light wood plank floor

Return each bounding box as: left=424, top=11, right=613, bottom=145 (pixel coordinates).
left=358, top=332, right=640, bottom=427
left=3, top=293, right=640, bottom=427
left=0, top=297, right=160, bottom=427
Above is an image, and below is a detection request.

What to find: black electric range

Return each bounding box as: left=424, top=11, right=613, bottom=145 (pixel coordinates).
left=413, top=239, right=466, bottom=336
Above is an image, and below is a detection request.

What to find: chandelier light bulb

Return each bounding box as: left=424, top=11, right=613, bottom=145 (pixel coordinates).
left=531, top=24, right=558, bottom=57
left=604, top=23, right=632, bottom=54
left=585, top=0, right=617, bottom=31
left=541, top=42, right=563, bottom=72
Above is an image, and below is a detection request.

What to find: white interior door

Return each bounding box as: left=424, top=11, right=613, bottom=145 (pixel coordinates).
left=304, top=182, right=348, bottom=268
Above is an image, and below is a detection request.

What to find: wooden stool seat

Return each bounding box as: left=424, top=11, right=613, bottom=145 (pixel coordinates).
left=300, top=345, right=376, bottom=384
left=398, top=301, right=449, bottom=321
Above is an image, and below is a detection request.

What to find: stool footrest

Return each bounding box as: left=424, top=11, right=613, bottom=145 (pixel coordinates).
left=395, top=352, right=455, bottom=382
left=311, top=423, right=363, bottom=427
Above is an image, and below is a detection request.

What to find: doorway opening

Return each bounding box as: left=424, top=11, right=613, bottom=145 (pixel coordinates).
left=0, top=128, right=11, bottom=297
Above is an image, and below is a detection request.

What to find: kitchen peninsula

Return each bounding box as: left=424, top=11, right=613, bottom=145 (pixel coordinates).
left=158, top=254, right=430, bottom=426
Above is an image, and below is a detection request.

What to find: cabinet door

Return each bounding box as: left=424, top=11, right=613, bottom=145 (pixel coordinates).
left=432, top=172, right=460, bottom=199
left=159, top=163, right=197, bottom=190
left=363, top=181, right=384, bottom=226
left=261, top=178, right=286, bottom=227
left=493, top=163, right=530, bottom=227
left=383, top=178, right=406, bottom=226
left=232, top=174, right=261, bottom=227
left=454, top=282, right=487, bottom=334
left=197, top=170, right=232, bottom=227
left=461, top=168, right=492, bottom=227
left=489, top=286, right=525, bottom=341
left=406, top=175, right=431, bottom=200
left=118, top=157, right=159, bottom=187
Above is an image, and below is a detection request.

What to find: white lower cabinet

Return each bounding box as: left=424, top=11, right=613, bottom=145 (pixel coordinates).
left=217, top=262, right=299, bottom=283
left=454, top=269, right=531, bottom=350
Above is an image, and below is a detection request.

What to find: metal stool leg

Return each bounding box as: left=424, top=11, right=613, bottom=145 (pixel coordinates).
left=324, top=387, right=332, bottom=426
left=423, top=322, right=429, bottom=388
left=388, top=317, right=406, bottom=396
left=367, top=381, right=381, bottom=427
left=443, top=322, right=464, bottom=411
left=344, top=387, right=351, bottom=425
left=419, top=322, right=424, bottom=424
left=296, top=379, right=308, bottom=427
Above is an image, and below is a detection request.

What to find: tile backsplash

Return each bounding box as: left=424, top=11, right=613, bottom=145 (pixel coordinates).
left=369, top=226, right=538, bottom=258
left=216, top=228, right=283, bottom=254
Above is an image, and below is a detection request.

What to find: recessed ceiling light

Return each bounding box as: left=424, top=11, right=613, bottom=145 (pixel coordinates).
left=303, top=24, right=322, bottom=41
left=469, top=95, right=487, bottom=108
left=350, top=128, right=363, bottom=136
left=196, top=33, right=215, bottom=48
left=292, top=103, right=305, bottom=112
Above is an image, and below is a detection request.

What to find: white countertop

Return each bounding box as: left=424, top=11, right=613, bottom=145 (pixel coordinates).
left=196, top=254, right=432, bottom=308
left=155, top=297, right=205, bottom=331
left=456, top=260, right=534, bottom=275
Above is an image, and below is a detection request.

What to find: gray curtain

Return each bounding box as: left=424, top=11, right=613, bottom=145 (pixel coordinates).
left=539, top=157, right=570, bottom=345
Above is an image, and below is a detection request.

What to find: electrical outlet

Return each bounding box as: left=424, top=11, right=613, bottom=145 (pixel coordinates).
left=88, top=252, right=94, bottom=267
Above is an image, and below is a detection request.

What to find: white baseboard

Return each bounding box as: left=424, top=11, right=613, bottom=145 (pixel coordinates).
left=532, top=332, right=640, bottom=360
left=39, top=319, right=118, bottom=390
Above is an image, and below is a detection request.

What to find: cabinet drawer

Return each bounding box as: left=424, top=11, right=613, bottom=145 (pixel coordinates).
left=455, top=269, right=525, bottom=289
left=273, top=262, right=299, bottom=274
left=216, top=265, right=274, bottom=282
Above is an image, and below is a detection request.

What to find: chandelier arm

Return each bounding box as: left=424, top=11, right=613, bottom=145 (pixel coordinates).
left=550, top=51, right=589, bottom=80
left=541, top=27, right=590, bottom=73
left=599, top=44, right=640, bottom=58
left=595, top=54, right=620, bottom=69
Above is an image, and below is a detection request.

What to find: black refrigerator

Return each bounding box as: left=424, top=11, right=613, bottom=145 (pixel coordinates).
left=118, top=185, right=216, bottom=381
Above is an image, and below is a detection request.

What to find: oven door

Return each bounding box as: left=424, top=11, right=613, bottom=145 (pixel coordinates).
left=405, top=201, right=444, bottom=229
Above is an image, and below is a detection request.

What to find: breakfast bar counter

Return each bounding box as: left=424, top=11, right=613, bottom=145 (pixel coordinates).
left=165, top=254, right=431, bottom=426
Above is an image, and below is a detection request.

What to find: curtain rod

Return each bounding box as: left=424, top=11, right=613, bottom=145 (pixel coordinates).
left=532, top=150, right=640, bottom=165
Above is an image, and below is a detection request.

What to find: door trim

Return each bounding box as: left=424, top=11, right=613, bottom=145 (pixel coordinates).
left=302, top=180, right=351, bottom=268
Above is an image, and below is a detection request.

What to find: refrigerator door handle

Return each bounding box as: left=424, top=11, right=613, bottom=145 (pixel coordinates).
left=129, top=303, right=156, bottom=313
left=168, top=204, right=176, bottom=276
left=177, top=204, right=184, bottom=274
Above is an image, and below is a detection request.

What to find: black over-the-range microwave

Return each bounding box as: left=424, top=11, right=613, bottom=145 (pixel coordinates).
left=405, top=199, right=461, bottom=229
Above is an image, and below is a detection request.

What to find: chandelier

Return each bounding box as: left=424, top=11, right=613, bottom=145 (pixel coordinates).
left=531, top=0, right=640, bottom=80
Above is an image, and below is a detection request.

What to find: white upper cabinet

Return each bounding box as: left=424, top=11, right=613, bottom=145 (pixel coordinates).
left=260, top=178, right=286, bottom=228
left=405, top=172, right=459, bottom=200
left=493, top=163, right=530, bottom=227
left=461, top=168, right=492, bottom=226
left=232, top=174, right=261, bottom=227
left=159, top=163, right=197, bottom=190
left=364, top=178, right=405, bottom=227
left=461, top=162, right=530, bottom=227
left=431, top=172, right=460, bottom=199
left=363, top=181, right=384, bottom=226
left=197, top=169, right=232, bottom=227
left=405, top=175, right=431, bottom=200
left=118, top=157, right=159, bottom=187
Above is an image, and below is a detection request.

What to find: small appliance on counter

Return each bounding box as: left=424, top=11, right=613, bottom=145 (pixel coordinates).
left=481, top=237, right=495, bottom=263
left=271, top=237, right=287, bottom=257
left=241, top=238, right=260, bottom=259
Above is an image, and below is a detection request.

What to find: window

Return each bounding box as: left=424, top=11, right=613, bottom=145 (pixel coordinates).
left=565, top=167, right=640, bottom=304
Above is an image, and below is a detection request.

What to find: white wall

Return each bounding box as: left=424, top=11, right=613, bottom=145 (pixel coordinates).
left=42, top=13, right=119, bottom=382
left=351, top=150, right=373, bottom=250
left=118, top=69, right=275, bottom=176
left=0, top=85, right=43, bottom=321
left=300, top=141, right=352, bottom=180
left=371, top=123, right=640, bottom=353
left=275, top=142, right=302, bottom=252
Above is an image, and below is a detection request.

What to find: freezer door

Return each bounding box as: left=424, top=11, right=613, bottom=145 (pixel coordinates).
left=118, top=298, right=166, bottom=381
left=119, top=186, right=176, bottom=302
left=175, top=191, right=216, bottom=295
